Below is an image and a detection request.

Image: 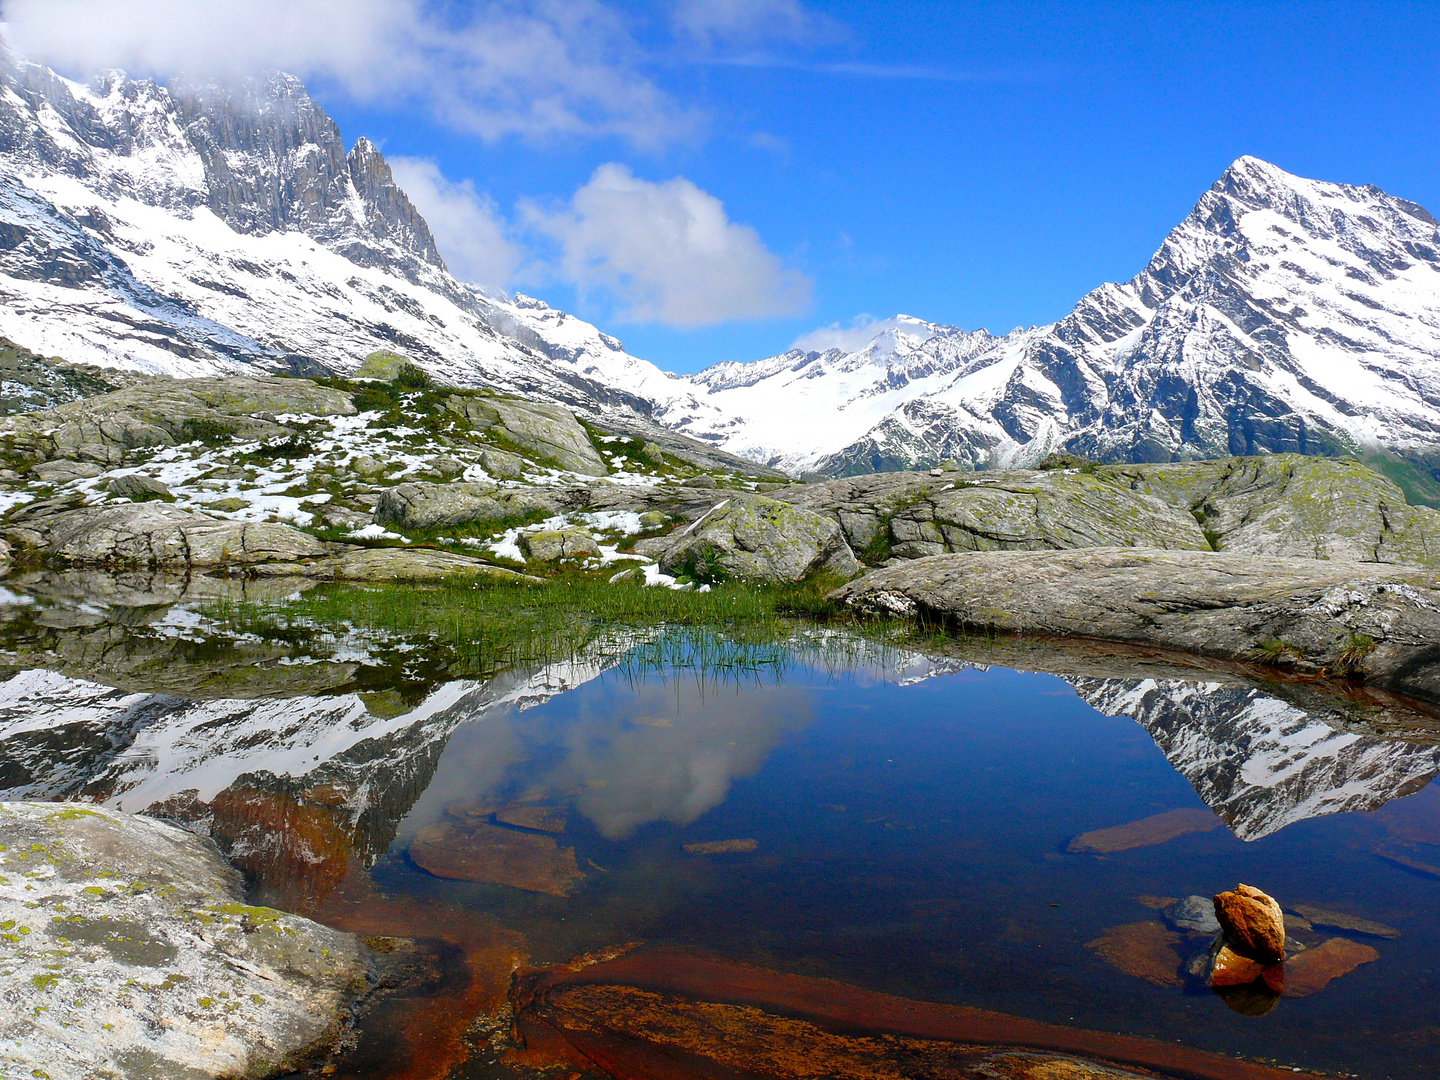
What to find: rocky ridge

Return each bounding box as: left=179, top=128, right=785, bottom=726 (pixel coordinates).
left=662, top=158, right=1440, bottom=476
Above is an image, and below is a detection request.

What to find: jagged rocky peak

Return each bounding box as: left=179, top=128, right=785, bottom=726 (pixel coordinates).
left=0, top=46, right=442, bottom=269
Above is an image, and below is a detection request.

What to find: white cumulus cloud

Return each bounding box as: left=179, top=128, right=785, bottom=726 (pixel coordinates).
left=522, top=163, right=811, bottom=327
left=387, top=157, right=522, bottom=287
left=1, top=0, right=694, bottom=146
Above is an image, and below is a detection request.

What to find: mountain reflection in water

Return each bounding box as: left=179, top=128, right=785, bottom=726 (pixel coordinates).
left=3, top=591, right=1440, bottom=1077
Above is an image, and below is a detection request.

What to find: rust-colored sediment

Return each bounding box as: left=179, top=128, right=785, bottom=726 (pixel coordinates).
left=313, top=866, right=527, bottom=1080
left=515, top=947, right=1328, bottom=1080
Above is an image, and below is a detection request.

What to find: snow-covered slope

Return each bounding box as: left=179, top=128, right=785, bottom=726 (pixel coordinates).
left=0, top=47, right=717, bottom=423
left=666, top=157, right=1440, bottom=474
left=1072, top=676, right=1440, bottom=840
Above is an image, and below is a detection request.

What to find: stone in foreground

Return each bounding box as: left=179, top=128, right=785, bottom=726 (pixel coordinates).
left=0, top=802, right=365, bottom=1080
left=1214, top=883, right=1286, bottom=964
left=830, top=548, right=1440, bottom=704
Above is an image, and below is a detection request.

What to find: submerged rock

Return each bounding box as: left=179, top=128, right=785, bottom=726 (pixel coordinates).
left=1290, top=904, right=1400, bottom=939
left=409, top=820, right=584, bottom=896
left=1066, top=808, right=1222, bottom=854
left=1163, top=895, right=1222, bottom=935
left=683, top=838, right=759, bottom=855
left=1084, top=921, right=1185, bottom=987
left=495, top=805, right=567, bottom=833
left=0, top=801, right=365, bottom=1080
left=1283, top=937, right=1380, bottom=997
left=660, top=496, right=861, bottom=584
left=1214, top=884, right=1286, bottom=964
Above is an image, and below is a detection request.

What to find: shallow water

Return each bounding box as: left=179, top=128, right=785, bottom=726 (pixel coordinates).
left=2, top=585, right=1439, bottom=1078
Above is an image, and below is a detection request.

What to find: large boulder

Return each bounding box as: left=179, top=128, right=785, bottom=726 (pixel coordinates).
left=660, top=496, right=861, bottom=584
left=778, top=469, right=1207, bottom=560
left=0, top=802, right=365, bottom=1080
left=263, top=547, right=543, bottom=583
left=1106, top=454, right=1440, bottom=564
left=5, top=501, right=330, bottom=567
left=0, top=377, right=355, bottom=465
left=831, top=548, right=1440, bottom=704
left=522, top=527, right=600, bottom=562
left=445, top=395, right=608, bottom=475
left=373, top=482, right=563, bottom=530
left=781, top=455, right=1440, bottom=569
left=1214, top=883, right=1287, bottom=964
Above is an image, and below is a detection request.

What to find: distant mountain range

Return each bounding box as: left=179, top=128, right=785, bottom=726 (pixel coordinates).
left=2, top=48, right=1439, bottom=477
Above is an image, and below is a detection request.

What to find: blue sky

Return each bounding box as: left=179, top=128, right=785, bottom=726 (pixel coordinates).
left=8, top=1, right=1440, bottom=372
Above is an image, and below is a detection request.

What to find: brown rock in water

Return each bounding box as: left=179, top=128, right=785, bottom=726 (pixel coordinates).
left=1291, top=904, right=1399, bottom=939
left=1283, top=938, right=1380, bottom=997
left=1084, top=922, right=1184, bottom=987
left=410, top=821, right=584, bottom=896
left=444, top=799, right=499, bottom=821
left=1208, top=944, right=1264, bottom=988
left=1066, top=808, right=1221, bottom=854
left=1373, top=844, right=1440, bottom=879
left=515, top=946, right=1332, bottom=1079
left=1214, top=884, right=1286, bottom=964
left=495, top=805, right=568, bottom=834
left=1135, top=895, right=1178, bottom=911
left=683, top=838, right=759, bottom=855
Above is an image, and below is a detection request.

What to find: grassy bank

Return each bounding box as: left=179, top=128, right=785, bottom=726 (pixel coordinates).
left=198, top=574, right=902, bottom=688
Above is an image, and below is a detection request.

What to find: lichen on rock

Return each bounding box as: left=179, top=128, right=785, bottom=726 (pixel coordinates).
left=0, top=801, right=366, bottom=1080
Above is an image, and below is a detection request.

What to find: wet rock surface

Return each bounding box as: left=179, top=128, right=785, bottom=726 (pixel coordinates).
left=1213, top=884, right=1287, bottom=964
left=1085, top=922, right=1185, bottom=987
left=0, top=801, right=366, bottom=1080
left=832, top=548, right=1440, bottom=704
left=1283, top=937, right=1380, bottom=997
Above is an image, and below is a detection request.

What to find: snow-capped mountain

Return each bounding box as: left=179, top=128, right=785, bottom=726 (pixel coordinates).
left=1072, top=676, right=1440, bottom=841
left=4, top=46, right=1440, bottom=477
left=666, top=157, right=1440, bottom=474
left=0, top=46, right=714, bottom=421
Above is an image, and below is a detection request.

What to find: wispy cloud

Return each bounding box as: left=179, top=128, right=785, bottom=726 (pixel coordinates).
left=1, top=0, right=696, bottom=146
left=711, top=54, right=1068, bottom=83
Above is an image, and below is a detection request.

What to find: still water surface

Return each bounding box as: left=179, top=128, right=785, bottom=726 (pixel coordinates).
left=1, top=597, right=1437, bottom=1078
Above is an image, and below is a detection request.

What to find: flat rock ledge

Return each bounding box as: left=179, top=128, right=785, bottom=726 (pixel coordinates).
left=0, top=802, right=366, bottom=1080
left=830, top=548, right=1440, bottom=704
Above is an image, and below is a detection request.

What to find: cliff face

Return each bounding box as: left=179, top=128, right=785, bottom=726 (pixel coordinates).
left=0, top=47, right=703, bottom=418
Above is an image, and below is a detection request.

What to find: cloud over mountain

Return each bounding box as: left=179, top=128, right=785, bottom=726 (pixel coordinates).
left=522, top=163, right=812, bottom=326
